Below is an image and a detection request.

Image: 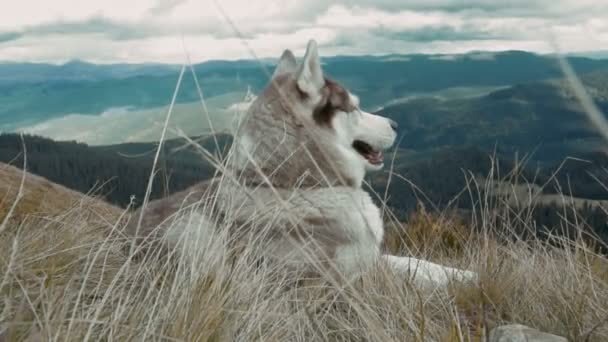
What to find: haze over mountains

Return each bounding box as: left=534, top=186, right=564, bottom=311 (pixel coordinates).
left=20, top=91, right=250, bottom=145
left=0, top=59, right=179, bottom=84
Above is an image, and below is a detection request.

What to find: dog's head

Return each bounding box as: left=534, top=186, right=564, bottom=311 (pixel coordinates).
left=230, top=40, right=397, bottom=188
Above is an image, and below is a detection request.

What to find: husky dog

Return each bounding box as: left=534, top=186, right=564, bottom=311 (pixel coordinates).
left=128, top=40, right=475, bottom=287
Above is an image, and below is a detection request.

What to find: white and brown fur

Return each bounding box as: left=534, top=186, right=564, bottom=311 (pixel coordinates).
left=127, top=40, right=476, bottom=286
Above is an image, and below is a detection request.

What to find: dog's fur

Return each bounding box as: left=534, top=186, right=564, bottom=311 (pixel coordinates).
left=128, top=40, right=475, bottom=286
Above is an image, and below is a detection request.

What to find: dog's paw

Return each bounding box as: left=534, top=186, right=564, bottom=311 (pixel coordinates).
left=382, top=254, right=477, bottom=288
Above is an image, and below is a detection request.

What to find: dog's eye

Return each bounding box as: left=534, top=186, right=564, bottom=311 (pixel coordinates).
left=313, top=99, right=336, bottom=126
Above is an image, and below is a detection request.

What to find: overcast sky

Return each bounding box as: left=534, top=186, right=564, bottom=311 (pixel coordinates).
left=0, top=0, right=607, bottom=64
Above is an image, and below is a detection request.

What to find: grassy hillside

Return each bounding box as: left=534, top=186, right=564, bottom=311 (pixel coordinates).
left=1, top=156, right=607, bottom=341
left=0, top=162, right=122, bottom=224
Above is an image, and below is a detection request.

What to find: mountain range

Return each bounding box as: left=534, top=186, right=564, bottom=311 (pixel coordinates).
left=0, top=59, right=178, bottom=84
left=380, top=69, right=608, bottom=163
left=3, top=51, right=608, bottom=135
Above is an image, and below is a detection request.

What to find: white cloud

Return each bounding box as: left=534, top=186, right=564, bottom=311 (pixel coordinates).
left=0, top=0, right=154, bottom=31
left=0, top=0, right=607, bottom=63
left=316, top=5, right=462, bottom=31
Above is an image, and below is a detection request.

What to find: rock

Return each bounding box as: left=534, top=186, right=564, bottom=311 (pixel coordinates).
left=490, top=324, right=567, bottom=342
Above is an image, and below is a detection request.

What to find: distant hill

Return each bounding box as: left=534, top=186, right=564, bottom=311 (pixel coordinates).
left=0, top=133, right=604, bottom=205
left=0, top=60, right=178, bottom=84
left=2, top=133, right=516, bottom=212
left=0, top=133, right=231, bottom=207
left=567, top=51, right=608, bottom=60
left=0, top=132, right=606, bottom=243
left=380, top=70, right=608, bottom=163
left=3, top=51, right=608, bottom=131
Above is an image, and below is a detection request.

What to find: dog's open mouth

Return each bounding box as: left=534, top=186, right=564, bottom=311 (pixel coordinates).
left=352, top=140, right=383, bottom=165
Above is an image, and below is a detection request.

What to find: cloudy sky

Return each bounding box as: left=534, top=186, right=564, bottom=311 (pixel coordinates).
left=0, top=0, right=607, bottom=64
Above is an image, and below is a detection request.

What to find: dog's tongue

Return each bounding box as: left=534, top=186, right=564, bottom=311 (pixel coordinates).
left=366, top=151, right=384, bottom=165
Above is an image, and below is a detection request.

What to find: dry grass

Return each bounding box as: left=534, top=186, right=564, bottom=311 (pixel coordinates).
left=1, top=158, right=608, bottom=342
left=0, top=162, right=122, bottom=224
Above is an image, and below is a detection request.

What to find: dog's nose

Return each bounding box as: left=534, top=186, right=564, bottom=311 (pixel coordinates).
left=389, top=119, right=398, bottom=131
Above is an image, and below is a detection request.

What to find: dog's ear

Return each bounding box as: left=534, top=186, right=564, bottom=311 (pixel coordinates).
left=272, top=49, right=297, bottom=79
left=296, top=40, right=324, bottom=96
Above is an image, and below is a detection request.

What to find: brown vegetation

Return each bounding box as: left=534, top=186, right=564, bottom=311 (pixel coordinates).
left=1, top=163, right=607, bottom=341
